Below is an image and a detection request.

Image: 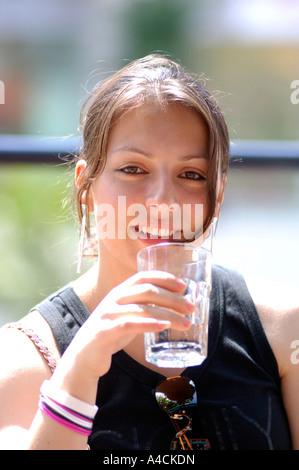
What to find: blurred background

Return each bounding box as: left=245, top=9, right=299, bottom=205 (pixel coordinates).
left=0, top=0, right=298, bottom=325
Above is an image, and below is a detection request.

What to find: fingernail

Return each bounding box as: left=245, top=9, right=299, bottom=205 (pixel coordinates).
left=186, top=300, right=195, bottom=312
left=176, top=279, right=187, bottom=291
left=157, top=321, right=171, bottom=329
left=182, top=317, right=191, bottom=327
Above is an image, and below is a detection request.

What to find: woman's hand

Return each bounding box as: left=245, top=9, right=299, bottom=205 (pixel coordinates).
left=52, top=271, right=193, bottom=396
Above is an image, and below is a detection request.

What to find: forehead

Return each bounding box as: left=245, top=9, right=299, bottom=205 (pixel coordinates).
left=108, top=102, right=209, bottom=148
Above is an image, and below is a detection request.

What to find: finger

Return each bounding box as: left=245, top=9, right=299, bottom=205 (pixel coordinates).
left=113, top=316, right=171, bottom=331
left=101, top=304, right=191, bottom=331
left=116, top=283, right=194, bottom=315
left=110, top=317, right=172, bottom=353
left=142, top=304, right=191, bottom=330
left=124, top=270, right=187, bottom=293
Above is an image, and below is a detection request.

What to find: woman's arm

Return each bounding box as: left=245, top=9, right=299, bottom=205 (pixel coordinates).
left=276, top=300, right=299, bottom=449
left=0, top=326, right=54, bottom=449
left=246, top=276, right=299, bottom=449
left=0, top=271, right=190, bottom=450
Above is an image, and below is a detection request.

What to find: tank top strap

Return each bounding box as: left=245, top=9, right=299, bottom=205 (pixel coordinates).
left=30, top=285, right=90, bottom=355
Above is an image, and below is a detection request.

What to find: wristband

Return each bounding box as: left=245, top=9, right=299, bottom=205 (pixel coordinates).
left=38, top=398, right=92, bottom=436
left=40, top=380, right=98, bottom=419
left=40, top=394, right=93, bottom=429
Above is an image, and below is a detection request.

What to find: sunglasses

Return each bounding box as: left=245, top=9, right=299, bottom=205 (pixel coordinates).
left=154, top=376, right=210, bottom=450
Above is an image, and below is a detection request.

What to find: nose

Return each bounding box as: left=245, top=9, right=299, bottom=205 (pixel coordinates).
left=145, top=171, right=178, bottom=210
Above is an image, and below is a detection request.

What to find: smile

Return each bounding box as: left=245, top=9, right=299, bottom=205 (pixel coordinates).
left=95, top=197, right=204, bottom=242
left=136, top=225, right=175, bottom=238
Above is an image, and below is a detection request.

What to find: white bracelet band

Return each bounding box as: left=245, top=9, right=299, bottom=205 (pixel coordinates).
left=39, top=394, right=93, bottom=429
left=40, top=380, right=98, bottom=419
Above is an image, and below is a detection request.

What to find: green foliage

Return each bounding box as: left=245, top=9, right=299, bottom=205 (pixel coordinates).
left=123, top=0, right=187, bottom=60
left=0, top=163, right=78, bottom=324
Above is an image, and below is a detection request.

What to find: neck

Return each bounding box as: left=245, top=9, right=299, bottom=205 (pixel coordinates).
left=73, top=245, right=137, bottom=314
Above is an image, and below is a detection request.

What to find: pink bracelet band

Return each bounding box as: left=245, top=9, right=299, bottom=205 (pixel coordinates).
left=50, top=397, right=93, bottom=424
left=40, top=380, right=98, bottom=419
left=38, top=399, right=92, bottom=436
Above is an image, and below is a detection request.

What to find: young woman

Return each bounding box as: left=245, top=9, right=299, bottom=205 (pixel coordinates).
left=0, top=54, right=298, bottom=450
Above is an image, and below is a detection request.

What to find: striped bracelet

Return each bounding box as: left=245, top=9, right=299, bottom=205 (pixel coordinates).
left=40, top=380, right=98, bottom=419
left=38, top=397, right=92, bottom=436
left=39, top=380, right=98, bottom=436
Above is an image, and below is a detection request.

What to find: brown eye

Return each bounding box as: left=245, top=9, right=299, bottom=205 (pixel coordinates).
left=180, top=171, right=204, bottom=180
left=120, top=166, right=144, bottom=174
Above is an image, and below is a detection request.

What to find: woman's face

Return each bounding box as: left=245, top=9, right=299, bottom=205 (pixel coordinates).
left=90, top=102, right=210, bottom=275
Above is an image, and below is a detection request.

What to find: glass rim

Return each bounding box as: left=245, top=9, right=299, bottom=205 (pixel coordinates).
left=137, top=242, right=211, bottom=260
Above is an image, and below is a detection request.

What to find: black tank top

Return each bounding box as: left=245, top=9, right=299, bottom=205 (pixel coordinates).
left=32, top=265, right=292, bottom=450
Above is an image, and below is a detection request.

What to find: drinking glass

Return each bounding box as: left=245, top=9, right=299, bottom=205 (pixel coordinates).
left=137, top=242, right=212, bottom=368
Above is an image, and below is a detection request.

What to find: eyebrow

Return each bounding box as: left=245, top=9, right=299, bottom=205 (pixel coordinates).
left=111, top=146, right=209, bottom=160
left=112, top=146, right=152, bottom=158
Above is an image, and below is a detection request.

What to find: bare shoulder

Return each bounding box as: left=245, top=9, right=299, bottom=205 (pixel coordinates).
left=1, top=309, right=61, bottom=372
left=244, top=275, right=299, bottom=376
left=245, top=275, right=299, bottom=448
left=0, top=311, right=60, bottom=434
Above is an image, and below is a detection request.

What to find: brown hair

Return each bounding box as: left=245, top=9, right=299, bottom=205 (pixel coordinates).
left=74, top=54, right=230, bottom=248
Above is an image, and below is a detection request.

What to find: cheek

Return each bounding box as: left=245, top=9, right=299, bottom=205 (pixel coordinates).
left=202, top=192, right=210, bottom=220
left=92, top=192, right=142, bottom=241
left=92, top=175, right=143, bottom=205
left=181, top=186, right=210, bottom=220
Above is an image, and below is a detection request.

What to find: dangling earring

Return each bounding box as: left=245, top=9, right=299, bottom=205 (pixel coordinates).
left=209, top=177, right=225, bottom=253
left=189, top=217, right=218, bottom=253
left=76, top=193, right=87, bottom=274
left=209, top=217, right=218, bottom=254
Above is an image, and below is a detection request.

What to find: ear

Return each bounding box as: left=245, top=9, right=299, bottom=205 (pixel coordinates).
left=75, top=159, right=87, bottom=186
left=75, top=160, right=94, bottom=212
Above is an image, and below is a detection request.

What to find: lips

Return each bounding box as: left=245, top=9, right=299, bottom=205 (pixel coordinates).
left=126, top=222, right=196, bottom=242
left=132, top=224, right=187, bottom=242
left=137, top=225, right=174, bottom=238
